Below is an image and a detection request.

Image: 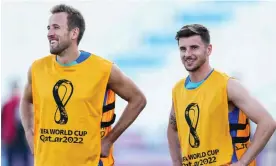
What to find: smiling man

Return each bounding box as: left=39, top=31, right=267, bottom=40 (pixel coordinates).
left=20, top=4, right=146, bottom=166
left=167, top=24, right=276, bottom=166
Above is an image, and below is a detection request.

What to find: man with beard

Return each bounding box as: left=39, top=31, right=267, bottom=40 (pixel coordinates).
left=20, top=4, right=147, bottom=166
left=167, top=24, right=276, bottom=166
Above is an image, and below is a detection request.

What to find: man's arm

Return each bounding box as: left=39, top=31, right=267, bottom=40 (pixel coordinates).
left=227, top=78, right=276, bottom=165
left=167, top=102, right=182, bottom=166
left=104, top=64, right=147, bottom=144
left=20, top=67, right=34, bottom=154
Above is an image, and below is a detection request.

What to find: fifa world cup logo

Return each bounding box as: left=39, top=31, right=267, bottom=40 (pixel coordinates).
left=52, top=79, right=74, bottom=125
left=185, top=103, right=200, bottom=148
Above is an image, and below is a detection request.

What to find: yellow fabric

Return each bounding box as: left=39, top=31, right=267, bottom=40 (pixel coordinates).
left=172, top=70, right=233, bottom=166
left=31, top=54, right=112, bottom=166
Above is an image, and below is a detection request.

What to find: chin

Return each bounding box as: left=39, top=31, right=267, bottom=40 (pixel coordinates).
left=50, top=51, right=56, bottom=55
left=50, top=51, right=59, bottom=55
left=50, top=49, right=61, bottom=55
left=185, top=66, right=199, bottom=72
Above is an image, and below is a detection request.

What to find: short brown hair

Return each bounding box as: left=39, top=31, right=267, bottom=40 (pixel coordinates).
left=175, top=24, right=210, bottom=44
left=51, top=4, right=85, bottom=45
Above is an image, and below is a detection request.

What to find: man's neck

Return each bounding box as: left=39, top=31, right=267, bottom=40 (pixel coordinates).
left=189, top=64, right=213, bottom=83
left=57, top=47, right=80, bottom=64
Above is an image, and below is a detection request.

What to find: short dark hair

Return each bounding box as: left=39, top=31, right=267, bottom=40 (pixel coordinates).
left=175, top=24, right=210, bottom=44
left=51, top=4, right=86, bottom=45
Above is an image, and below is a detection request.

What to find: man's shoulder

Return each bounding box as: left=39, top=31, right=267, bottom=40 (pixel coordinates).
left=32, top=54, right=54, bottom=66
left=211, top=69, right=235, bottom=86
left=89, top=52, right=113, bottom=64
left=173, top=78, right=186, bottom=90
left=213, top=69, right=230, bottom=78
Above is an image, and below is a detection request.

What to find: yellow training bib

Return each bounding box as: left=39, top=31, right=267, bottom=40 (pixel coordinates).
left=31, top=52, right=112, bottom=166
left=172, top=70, right=233, bottom=166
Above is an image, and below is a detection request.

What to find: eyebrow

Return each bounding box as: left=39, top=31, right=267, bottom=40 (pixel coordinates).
left=47, top=24, right=60, bottom=29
